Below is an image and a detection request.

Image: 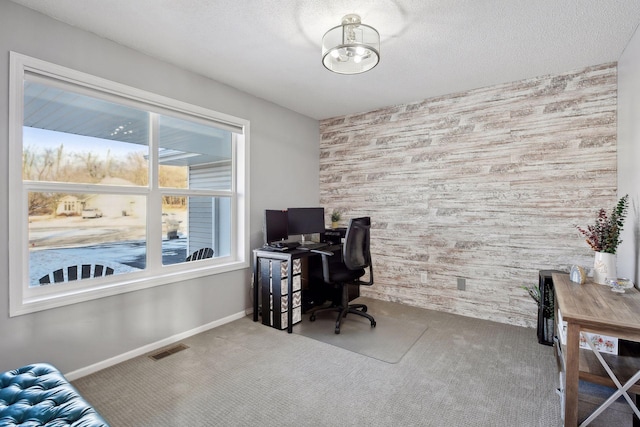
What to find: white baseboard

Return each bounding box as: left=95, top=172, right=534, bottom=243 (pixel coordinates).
left=65, top=310, right=247, bottom=381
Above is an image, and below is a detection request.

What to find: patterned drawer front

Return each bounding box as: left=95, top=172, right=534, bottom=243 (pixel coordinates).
left=270, top=306, right=302, bottom=329
left=276, top=259, right=301, bottom=278
left=292, top=291, right=301, bottom=308
left=270, top=278, right=286, bottom=295
left=580, top=332, right=618, bottom=354
left=558, top=310, right=619, bottom=355
left=292, top=306, right=302, bottom=324
left=267, top=260, right=287, bottom=278
left=270, top=270, right=302, bottom=295
left=274, top=290, right=302, bottom=311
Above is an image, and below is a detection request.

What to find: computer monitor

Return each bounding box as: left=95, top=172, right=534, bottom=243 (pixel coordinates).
left=287, top=207, right=325, bottom=244
left=264, top=210, right=288, bottom=245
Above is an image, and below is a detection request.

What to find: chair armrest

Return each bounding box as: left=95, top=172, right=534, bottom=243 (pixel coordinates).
left=357, top=263, right=374, bottom=286
left=310, top=245, right=341, bottom=283
left=310, top=243, right=341, bottom=257
left=310, top=249, right=334, bottom=257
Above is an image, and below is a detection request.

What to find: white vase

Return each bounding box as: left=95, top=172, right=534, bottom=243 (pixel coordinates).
left=593, top=251, right=616, bottom=285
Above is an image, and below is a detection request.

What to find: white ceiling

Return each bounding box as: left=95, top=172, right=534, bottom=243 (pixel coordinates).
left=9, top=0, right=640, bottom=120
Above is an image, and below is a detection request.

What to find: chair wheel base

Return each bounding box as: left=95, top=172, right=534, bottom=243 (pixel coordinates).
left=306, top=295, right=376, bottom=334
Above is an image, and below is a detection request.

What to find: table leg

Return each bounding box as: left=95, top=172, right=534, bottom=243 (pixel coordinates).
left=565, top=322, right=581, bottom=426
left=580, top=333, right=640, bottom=426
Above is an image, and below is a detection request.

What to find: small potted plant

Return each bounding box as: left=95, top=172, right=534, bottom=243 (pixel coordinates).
left=330, top=210, right=341, bottom=228
left=576, top=194, right=629, bottom=284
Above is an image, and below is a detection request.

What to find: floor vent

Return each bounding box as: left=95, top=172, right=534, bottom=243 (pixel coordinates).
left=149, top=343, right=189, bottom=361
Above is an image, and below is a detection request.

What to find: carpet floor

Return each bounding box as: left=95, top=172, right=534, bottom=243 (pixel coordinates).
left=72, top=298, right=636, bottom=426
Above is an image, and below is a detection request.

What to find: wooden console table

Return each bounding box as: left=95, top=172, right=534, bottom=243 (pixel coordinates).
left=553, top=273, right=640, bottom=426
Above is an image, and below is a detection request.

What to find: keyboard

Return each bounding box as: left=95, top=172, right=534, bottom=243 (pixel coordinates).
left=298, top=242, right=328, bottom=250
left=269, top=241, right=300, bottom=250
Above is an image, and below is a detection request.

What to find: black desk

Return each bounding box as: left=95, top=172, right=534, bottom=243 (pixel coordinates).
left=253, top=229, right=352, bottom=333
left=323, top=227, right=347, bottom=244
left=252, top=244, right=362, bottom=333
left=252, top=247, right=321, bottom=333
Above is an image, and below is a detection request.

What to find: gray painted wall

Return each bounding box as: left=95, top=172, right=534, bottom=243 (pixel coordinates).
left=0, top=1, right=319, bottom=374
left=618, top=24, right=640, bottom=284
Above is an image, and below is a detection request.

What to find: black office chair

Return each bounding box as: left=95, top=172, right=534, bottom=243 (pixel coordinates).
left=309, top=217, right=376, bottom=334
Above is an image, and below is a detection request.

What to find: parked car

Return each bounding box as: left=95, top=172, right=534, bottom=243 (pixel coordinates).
left=82, top=208, right=103, bottom=219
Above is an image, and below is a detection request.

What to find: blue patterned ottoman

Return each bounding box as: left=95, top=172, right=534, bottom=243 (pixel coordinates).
left=0, top=363, right=109, bottom=426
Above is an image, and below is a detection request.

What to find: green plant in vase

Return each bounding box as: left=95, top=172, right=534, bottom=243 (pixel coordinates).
left=330, top=210, right=341, bottom=228
left=576, top=195, right=629, bottom=254
left=576, top=195, right=629, bottom=284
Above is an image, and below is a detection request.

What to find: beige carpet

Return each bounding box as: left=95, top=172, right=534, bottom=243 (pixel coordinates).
left=71, top=298, right=636, bottom=427
left=294, top=298, right=429, bottom=363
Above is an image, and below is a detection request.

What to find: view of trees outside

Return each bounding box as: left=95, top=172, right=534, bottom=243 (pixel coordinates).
left=24, top=131, right=188, bottom=216
left=26, top=127, right=190, bottom=286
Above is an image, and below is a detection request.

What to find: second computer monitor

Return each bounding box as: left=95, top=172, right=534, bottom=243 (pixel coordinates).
left=264, top=209, right=289, bottom=245
left=287, top=207, right=325, bottom=237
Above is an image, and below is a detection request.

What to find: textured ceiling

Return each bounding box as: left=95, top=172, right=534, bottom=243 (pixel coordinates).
left=9, top=0, right=640, bottom=120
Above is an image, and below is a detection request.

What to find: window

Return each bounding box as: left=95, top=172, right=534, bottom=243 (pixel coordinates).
left=9, top=52, right=249, bottom=316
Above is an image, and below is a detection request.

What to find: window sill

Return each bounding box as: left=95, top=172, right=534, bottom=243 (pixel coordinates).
left=10, top=259, right=249, bottom=317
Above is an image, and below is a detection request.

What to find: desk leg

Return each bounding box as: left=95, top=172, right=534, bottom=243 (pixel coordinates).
left=565, top=322, right=581, bottom=426
left=287, top=260, right=293, bottom=333
left=253, top=252, right=259, bottom=322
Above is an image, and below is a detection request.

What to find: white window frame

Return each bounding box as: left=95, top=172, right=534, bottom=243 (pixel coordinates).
left=8, top=52, right=250, bottom=317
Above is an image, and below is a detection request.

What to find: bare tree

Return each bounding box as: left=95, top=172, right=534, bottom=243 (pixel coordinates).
left=159, top=164, right=187, bottom=188
left=122, top=152, right=148, bottom=185
left=35, top=148, right=56, bottom=181
left=23, top=146, right=36, bottom=180
left=28, top=191, right=65, bottom=216
left=76, top=152, right=105, bottom=181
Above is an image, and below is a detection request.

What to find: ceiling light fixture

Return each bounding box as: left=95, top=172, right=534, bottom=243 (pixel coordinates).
left=322, top=14, right=380, bottom=75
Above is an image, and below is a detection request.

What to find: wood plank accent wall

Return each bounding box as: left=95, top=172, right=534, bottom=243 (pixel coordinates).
left=319, top=63, right=618, bottom=327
